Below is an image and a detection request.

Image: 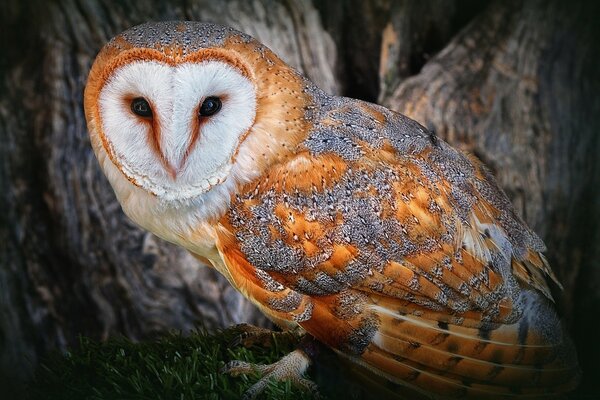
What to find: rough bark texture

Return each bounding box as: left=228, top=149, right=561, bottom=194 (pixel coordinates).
left=1, top=0, right=598, bottom=396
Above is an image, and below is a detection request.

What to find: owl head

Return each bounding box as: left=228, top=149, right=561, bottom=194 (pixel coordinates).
left=84, top=22, right=313, bottom=232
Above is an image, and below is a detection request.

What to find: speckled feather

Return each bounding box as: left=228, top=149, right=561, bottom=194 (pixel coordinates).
left=86, top=22, right=579, bottom=398
left=216, top=87, right=578, bottom=397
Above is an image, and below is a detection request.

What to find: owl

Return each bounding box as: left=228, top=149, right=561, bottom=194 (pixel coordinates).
left=84, top=22, right=579, bottom=398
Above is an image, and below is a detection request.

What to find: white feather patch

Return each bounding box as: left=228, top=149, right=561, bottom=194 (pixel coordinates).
left=98, top=60, right=256, bottom=201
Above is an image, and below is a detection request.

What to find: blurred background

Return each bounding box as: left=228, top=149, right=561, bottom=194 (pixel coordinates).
left=1, top=0, right=598, bottom=397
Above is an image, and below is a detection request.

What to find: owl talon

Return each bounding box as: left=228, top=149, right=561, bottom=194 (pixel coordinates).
left=229, top=323, right=278, bottom=348
left=221, top=349, right=319, bottom=399
left=220, top=359, right=261, bottom=376
left=229, top=323, right=302, bottom=348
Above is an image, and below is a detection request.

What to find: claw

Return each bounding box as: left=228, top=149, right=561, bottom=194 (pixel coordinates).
left=228, top=323, right=278, bottom=348
left=221, top=349, right=320, bottom=399
left=228, top=323, right=303, bottom=349
left=219, top=360, right=259, bottom=376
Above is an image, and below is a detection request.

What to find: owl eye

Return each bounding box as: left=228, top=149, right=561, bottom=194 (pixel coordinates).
left=199, top=97, right=222, bottom=117
left=131, top=97, right=152, bottom=118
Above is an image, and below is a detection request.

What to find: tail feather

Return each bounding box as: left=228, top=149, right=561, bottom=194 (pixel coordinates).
left=371, top=297, right=541, bottom=350
left=373, top=330, right=571, bottom=387
left=361, top=343, right=579, bottom=398
left=363, top=300, right=580, bottom=397
left=360, top=343, right=578, bottom=398
left=372, top=305, right=555, bottom=364
left=298, top=288, right=579, bottom=398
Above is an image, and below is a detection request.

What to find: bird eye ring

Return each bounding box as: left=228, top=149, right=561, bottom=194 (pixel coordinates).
left=199, top=97, right=222, bottom=117
left=131, top=97, right=153, bottom=118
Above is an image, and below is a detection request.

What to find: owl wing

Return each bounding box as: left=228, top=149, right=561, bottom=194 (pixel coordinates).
left=215, top=101, right=578, bottom=396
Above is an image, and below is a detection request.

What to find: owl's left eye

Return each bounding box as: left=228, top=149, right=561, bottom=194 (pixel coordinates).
left=131, top=97, right=152, bottom=118
left=199, top=97, right=222, bottom=117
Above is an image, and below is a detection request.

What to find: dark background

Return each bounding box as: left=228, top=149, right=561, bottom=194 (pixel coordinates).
left=1, top=0, right=598, bottom=397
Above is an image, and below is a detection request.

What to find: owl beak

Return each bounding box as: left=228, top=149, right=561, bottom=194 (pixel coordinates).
left=169, top=128, right=200, bottom=179
left=166, top=164, right=178, bottom=180
left=158, top=118, right=201, bottom=180
left=164, top=153, right=188, bottom=180
left=155, top=144, right=178, bottom=180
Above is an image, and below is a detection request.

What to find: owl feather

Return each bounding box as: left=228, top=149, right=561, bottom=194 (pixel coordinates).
left=85, top=21, right=579, bottom=398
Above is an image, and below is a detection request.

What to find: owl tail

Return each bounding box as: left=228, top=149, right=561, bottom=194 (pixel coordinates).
left=359, top=292, right=580, bottom=398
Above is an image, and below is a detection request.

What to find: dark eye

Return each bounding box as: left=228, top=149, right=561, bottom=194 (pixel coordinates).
left=131, top=97, right=152, bottom=118
left=199, top=96, right=222, bottom=117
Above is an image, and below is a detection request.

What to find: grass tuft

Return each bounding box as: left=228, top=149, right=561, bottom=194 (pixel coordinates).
left=27, top=327, right=316, bottom=400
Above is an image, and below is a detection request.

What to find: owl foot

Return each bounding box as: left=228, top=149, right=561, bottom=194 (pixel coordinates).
left=228, top=323, right=302, bottom=348
left=221, top=348, right=320, bottom=400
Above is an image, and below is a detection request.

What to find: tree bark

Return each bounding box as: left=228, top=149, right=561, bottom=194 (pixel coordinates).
left=0, top=0, right=598, bottom=396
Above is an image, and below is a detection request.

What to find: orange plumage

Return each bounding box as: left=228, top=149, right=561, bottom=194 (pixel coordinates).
left=214, top=113, right=579, bottom=396
left=85, top=22, right=579, bottom=398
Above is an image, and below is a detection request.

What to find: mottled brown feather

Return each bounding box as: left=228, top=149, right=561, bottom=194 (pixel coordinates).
left=216, top=98, right=579, bottom=396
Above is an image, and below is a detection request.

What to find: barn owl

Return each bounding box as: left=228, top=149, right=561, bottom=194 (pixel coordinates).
left=84, top=21, right=579, bottom=398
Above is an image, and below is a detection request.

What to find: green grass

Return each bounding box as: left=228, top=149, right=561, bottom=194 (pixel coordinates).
left=27, top=327, right=316, bottom=400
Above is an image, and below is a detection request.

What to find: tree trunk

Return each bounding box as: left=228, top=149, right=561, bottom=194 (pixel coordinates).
left=1, top=0, right=598, bottom=396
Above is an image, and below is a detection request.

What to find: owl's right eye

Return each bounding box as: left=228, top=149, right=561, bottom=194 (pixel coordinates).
left=131, top=97, right=153, bottom=118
